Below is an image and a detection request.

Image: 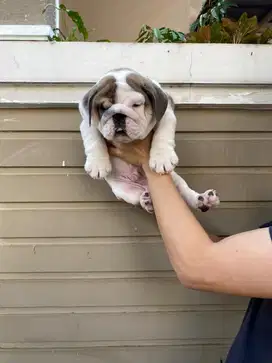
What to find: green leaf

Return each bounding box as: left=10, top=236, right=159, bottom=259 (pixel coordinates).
left=58, top=4, right=66, bottom=10
left=258, top=28, right=272, bottom=44
left=211, top=7, right=220, bottom=21
left=242, top=33, right=259, bottom=44
left=43, top=3, right=91, bottom=42
left=187, top=25, right=212, bottom=43
left=189, top=0, right=237, bottom=32
left=136, top=24, right=154, bottom=42
left=199, top=14, right=205, bottom=27
left=48, top=35, right=62, bottom=42
left=233, top=13, right=258, bottom=43
left=57, top=3, right=88, bottom=41
left=222, top=17, right=238, bottom=34
left=153, top=28, right=163, bottom=41
left=199, top=25, right=212, bottom=42
left=210, top=22, right=223, bottom=42
left=187, top=3, right=271, bottom=45
left=138, top=26, right=186, bottom=43
left=238, top=12, right=257, bottom=31
left=189, top=19, right=199, bottom=32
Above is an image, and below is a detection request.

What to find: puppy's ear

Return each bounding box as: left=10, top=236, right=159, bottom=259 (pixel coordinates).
left=79, top=86, right=97, bottom=125
left=141, top=80, right=168, bottom=122
left=79, top=76, right=116, bottom=125
left=127, top=73, right=168, bottom=122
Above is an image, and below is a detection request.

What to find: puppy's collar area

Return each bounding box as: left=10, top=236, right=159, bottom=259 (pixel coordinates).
left=101, top=104, right=140, bottom=125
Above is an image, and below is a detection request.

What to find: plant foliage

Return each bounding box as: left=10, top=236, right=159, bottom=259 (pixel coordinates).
left=190, top=0, right=236, bottom=32
left=42, top=3, right=271, bottom=45
left=136, top=24, right=185, bottom=43
left=42, top=3, right=89, bottom=41
left=186, top=12, right=272, bottom=44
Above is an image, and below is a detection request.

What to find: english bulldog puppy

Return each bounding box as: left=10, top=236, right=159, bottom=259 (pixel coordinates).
left=79, top=67, right=220, bottom=213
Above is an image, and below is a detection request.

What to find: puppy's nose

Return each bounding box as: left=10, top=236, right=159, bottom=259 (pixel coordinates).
left=112, top=113, right=126, bottom=127
left=112, top=113, right=126, bottom=131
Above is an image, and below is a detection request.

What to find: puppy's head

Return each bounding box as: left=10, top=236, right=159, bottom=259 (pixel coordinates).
left=79, top=68, right=169, bottom=143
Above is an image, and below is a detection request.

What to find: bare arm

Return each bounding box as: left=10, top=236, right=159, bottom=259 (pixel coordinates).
left=143, top=164, right=272, bottom=298
left=108, top=135, right=272, bottom=298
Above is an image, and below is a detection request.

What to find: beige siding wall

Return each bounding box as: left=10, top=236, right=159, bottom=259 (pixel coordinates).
left=3, top=105, right=271, bottom=362
left=62, top=0, right=203, bottom=41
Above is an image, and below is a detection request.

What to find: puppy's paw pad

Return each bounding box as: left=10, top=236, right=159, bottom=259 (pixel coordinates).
left=197, top=189, right=220, bottom=212
left=140, top=191, right=154, bottom=214
left=149, top=150, right=178, bottom=174
left=84, top=158, right=112, bottom=179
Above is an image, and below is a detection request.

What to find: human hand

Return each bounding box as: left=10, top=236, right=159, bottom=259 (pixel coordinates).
left=107, top=133, right=152, bottom=166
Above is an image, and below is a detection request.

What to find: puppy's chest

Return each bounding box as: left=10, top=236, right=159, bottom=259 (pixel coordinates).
left=110, top=156, right=147, bottom=186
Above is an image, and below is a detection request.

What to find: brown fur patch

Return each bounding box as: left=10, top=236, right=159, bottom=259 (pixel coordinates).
left=83, top=75, right=116, bottom=124
left=126, top=73, right=168, bottom=122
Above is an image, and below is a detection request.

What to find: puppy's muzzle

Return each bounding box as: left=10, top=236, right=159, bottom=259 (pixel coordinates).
left=113, top=113, right=126, bottom=135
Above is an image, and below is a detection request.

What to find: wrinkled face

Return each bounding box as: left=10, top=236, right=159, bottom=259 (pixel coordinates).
left=79, top=69, right=168, bottom=143
left=95, top=75, right=154, bottom=143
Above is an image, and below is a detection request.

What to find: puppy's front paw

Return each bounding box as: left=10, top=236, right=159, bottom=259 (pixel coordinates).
left=84, top=157, right=112, bottom=179
left=197, top=189, right=220, bottom=212
left=149, top=149, right=178, bottom=174
left=140, top=191, right=154, bottom=214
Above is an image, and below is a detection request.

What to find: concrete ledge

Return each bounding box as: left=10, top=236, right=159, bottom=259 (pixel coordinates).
left=0, top=42, right=271, bottom=84
left=0, top=41, right=271, bottom=108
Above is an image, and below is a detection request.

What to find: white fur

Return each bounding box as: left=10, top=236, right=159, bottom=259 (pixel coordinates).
left=149, top=98, right=178, bottom=173
left=79, top=121, right=111, bottom=179
left=79, top=68, right=220, bottom=213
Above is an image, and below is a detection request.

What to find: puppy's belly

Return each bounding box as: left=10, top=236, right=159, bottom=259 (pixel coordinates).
left=108, top=156, right=148, bottom=189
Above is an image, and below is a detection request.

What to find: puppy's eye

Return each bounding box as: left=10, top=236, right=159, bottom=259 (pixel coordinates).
left=100, top=104, right=109, bottom=111
left=133, top=103, right=141, bottom=107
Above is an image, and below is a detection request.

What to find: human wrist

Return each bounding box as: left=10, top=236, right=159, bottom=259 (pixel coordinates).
left=142, top=162, right=175, bottom=182
left=142, top=161, right=161, bottom=178
left=142, top=161, right=151, bottom=174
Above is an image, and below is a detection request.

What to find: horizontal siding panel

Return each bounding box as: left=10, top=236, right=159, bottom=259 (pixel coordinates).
left=0, top=169, right=114, bottom=202
left=0, top=202, right=271, bottom=238
left=0, top=238, right=169, bottom=273
left=1, top=167, right=272, bottom=202
left=0, top=203, right=159, bottom=238
left=2, top=132, right=272, bottom=167
left=1, top=84, right=272, bottom=107
left=0, top=345, right=229, bottom=363
left=176, top=109, right=272, bottom=132
left=165, top=133, right=272, bottom=167
left=0, top=310, right=243, bottom=342
left=1, top=108, right=272, bottom=132
left=0, top=132, right=83, bottom=167
left=0, top=277, right=248, bottom=307
left=0, top=108, right=77, bottom=131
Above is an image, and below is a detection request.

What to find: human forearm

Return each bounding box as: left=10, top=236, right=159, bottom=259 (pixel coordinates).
left=143, top=163, right=214, bottom=287
left=143, top=163, right=272, bottom=298
left=108, top=138, right=272, bottom=297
